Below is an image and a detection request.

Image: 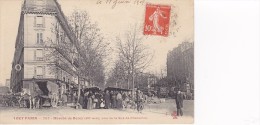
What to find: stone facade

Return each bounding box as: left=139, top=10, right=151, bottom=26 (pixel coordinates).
left=166, top=42, right=194, bottom=91
left=10, top=0, right=79, bottom=97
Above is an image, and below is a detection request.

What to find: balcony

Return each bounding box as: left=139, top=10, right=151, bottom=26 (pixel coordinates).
left=35, top=24, right=44, bottom=28
left=36, top=57, right=44, bottom=61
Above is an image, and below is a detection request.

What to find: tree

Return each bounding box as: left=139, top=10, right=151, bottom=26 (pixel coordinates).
left=106, top=59, right=128, bottom=88
left=67, top=10, right=109, bottom=85
left=45, top=10, right=109, bottom=101
left=115, top=25, right=154, bottom=91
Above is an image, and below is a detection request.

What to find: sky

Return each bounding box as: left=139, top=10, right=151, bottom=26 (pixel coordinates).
left=0, top=0, right=194, bottom=86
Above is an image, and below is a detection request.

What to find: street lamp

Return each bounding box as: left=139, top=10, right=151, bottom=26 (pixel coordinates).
left=32, top=76, right=36, bottom=92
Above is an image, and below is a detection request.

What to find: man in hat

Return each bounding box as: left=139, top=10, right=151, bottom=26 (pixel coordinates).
left=104, top=90, right=110, bottom=109
left=136, top=89, right=143, bottom=113
left=175, top=90, right=184, bottom=116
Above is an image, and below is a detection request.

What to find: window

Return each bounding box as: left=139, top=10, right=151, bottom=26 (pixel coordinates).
left=35, top=16, right=44, bottom=27
left=36, top=66, right=44, bottom=78
left=60, top=31, right=64, bottom=42
left=37, top=33, right=43, bottom=44
left=35, top=49, right=43, bottom=61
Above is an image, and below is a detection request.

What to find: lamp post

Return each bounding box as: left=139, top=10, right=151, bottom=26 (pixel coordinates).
left=77, top=52, right=81, bottom=104
left=32, top=76, right=36, bottom=94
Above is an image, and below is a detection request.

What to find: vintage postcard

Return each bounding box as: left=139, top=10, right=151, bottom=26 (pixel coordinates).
left=0, top=0, right=194, bottom=124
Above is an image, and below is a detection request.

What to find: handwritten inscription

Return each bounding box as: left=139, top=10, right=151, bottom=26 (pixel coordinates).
left=96, top=0, right=146, bottom=9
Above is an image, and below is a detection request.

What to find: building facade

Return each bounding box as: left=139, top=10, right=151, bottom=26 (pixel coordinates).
left=10, top=0, right=79, bottom=97
left=166, top=42, right=194, bottom=91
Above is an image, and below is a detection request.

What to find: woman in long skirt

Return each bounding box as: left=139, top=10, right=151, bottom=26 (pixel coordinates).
left=112, top=92, right=117, bottom=108
left=87, top=93, right=93, bottom=109
left=116, top=92, right=123, bottom=109
left=104, top=90, right=110, bottom=109
left=83, top=92, right=88, bottom=109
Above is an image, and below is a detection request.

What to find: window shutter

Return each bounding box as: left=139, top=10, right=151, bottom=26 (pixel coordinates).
left=34, top=16, right=36, bottom=27
left=43, top=66, right=46, bottom=77
left=40, top=33, right=43, bottom=43
left=43, top=17, right=45, bottom=27
left=43, top=49, right=45, bottom=61
left=34, top=50, right=36, bottom=60
left=34, top=67, right=36, bottom=77
left=37, top=33, right=39, bottom=44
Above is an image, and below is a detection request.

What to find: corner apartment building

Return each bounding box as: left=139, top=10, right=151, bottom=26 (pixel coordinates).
left=10, top=0, right=79, bottom=97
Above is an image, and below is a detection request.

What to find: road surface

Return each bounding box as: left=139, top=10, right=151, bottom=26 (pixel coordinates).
left=0, top=99, right=193, bottom=124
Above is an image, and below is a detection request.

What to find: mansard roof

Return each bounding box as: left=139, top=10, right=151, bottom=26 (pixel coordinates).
left=22, top=0, right=56, bottom=14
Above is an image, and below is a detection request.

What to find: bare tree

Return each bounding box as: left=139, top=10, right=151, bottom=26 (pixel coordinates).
left=106, top=58, right=129, bottom=88
left=45, top=9, right=109, bottom=102
left=67, top=10, right=109, bottom=86
left=115, top=25, right=154, bottom=92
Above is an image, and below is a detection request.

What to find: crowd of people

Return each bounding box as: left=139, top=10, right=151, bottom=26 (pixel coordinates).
left=1, top=88, right=185, bottom=116
left=61, top=89, right=146, bottom=112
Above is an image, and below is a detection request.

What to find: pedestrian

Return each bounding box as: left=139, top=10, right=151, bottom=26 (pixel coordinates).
left=72, top=91, right=77, bottom=104
left=92, top=94, right=96, bottom=109
left=78, top=93, right=84, bottom=109
left=136, top=89, right=143, bottom=113
left=144, top=94, right=148, bottom=103
left=116, top=91, right=123, bottom=109
left=49, top=92, right=57, bottom=108
left=122, top=92, right=128, bottom=109
left=95, top=92, right=101, bottom=109
left=83, top=92, right=89, bottom=109
left=100, top=98, right=105, bottom=109
left=111, top=91, right=117, bottom=108
left=104, top=90, right=110, bottom=109
left=62, top=93, right=67, bottom=106
left=175, top=90, right=184, bottom=116
left=122, top=92, right=126, bottom=101
left=68, top=92, right=72, bottom=103
left=87, top=91, right=93, bottom=109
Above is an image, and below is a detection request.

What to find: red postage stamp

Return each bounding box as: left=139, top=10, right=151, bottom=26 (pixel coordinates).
left=144, top=4, right=171, bottom=36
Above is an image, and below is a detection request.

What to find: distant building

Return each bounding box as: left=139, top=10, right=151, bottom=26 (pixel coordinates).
left=166, top=42, right=194, bottom=91
left=10, top=0, right=80, bottom=97
left=147, top=75, right=157, bottom=89
left=5, top=79, right=10, bottom=88
left=136, top=73, right=158, bottom=90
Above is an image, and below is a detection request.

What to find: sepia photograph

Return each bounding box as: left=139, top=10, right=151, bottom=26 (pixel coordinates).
left=0, top=0, right=194, bottom=124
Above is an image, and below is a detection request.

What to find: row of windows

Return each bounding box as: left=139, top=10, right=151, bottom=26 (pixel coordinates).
left=34, top=26, right=65, bottom=45
left=33, top=16, right=67, bottom=44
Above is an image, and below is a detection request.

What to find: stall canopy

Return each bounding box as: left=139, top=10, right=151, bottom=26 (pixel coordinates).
left=84, top=87, right=101, bottom=93
left=104, top=87, right=131, bottom=92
